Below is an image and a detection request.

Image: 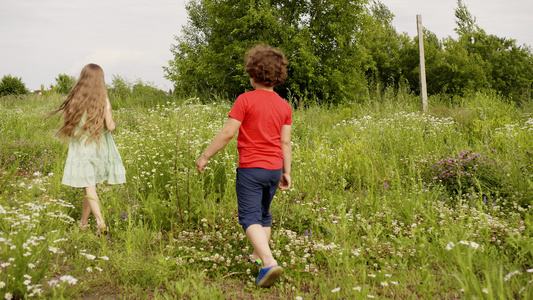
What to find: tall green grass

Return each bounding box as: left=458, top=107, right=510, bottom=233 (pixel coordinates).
left=0, top=91, right=532, bottom=299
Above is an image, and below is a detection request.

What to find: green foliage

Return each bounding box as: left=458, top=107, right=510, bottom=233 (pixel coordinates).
left=420, top=150, right=504, bottom=199
left=108, top=75, right=132, bottom=101
left=0, top=75, right=27, bottom=96
left=165, top=0, right=372, bottom=105
left=53, top=74, right=76, bottom=95
left=442, top=1, right=532, bottom=101
left=454, top=0, right=476, bottom=36
left=166, top=0, right=533, bottom=105
left=108, top=76, right=169, bottom=108
left=360, top=1, right=411, bottom=90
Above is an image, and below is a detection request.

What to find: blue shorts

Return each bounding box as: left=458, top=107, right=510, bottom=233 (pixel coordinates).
left=236, top=168, right=282, bottom=231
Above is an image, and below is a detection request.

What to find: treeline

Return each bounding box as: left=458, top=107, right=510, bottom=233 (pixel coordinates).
left=164, top=0, right=533, bottom=105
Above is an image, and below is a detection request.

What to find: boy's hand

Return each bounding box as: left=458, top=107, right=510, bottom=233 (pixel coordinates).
left=278, top=173, right=291, bottom=190
left=196, top=156, right=208, bottom=173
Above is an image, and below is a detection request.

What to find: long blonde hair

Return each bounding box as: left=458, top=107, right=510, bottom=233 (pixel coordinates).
left=50, top=63, right=108, bottom=145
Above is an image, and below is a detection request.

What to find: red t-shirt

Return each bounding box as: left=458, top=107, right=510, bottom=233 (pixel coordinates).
left=228, top=89, right=292, bottom=170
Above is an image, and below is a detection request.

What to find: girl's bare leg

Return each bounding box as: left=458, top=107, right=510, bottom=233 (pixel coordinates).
left=79, top=195, right=91, bottom=230
left=83, top=186, right=106, bottom=230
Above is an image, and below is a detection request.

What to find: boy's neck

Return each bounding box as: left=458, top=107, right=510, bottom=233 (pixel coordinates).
left=252, top=80, right=274, bottom=92
left=256, top=86, right=274, bottom=92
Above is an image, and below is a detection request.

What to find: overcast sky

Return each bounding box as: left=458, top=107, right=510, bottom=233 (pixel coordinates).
left=1, top=0, right=531, bottom=91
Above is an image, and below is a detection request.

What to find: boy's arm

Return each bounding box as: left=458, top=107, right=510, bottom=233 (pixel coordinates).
left=278, top=124, right=292, bottom=190
left=196, top=117, right=242, bottom=173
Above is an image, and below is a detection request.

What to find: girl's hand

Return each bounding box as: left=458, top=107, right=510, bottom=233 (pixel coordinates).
left=278, top=173, right=291, bottom=190
left=196, top=156, right=209, bottom=173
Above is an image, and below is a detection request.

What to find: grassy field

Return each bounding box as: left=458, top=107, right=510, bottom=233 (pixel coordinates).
left=0, top=90, right=532, bottom=299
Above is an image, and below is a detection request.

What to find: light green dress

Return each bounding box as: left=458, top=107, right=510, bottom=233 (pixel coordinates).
left=62, top=112, right=126, bottom=188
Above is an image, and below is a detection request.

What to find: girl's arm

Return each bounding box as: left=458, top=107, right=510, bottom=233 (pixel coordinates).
left=104, top=98, right=116, bottom=132
left=278, top=124, right=292, bottom=190
left=196, top=117, right=241, bottom=173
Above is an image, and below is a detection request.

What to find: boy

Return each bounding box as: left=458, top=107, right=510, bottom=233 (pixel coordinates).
left=196, top=44, right=292, bottom=288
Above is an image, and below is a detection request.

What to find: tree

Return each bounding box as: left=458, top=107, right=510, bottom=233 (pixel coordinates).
left=450, top=0, right=533, bottom=101
left=108, top=75, right=132, bottom=100
left=454, top=0, right=476, bottom=37
left=0, top=75, right=27, bottom=96
left=165, top=0, right=373, bottom=105
left=360, top=1, right=411, bottom=90
left=53, top=74, right=76, bottom=94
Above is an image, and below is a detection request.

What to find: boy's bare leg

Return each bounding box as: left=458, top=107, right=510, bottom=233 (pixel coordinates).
left=251, top=226, right=271, bottom=261
left=246, top=224, right=277, bottom=268
left=84, top=186, right=105, bottom=227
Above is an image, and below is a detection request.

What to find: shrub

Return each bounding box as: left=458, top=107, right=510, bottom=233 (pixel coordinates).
left=53, top=74, right=76, bottom=94
left=420, top=150, right=505, bottom=199
left=0, top=75, right=27, bottom=96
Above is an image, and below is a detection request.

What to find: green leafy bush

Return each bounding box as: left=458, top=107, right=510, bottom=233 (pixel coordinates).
left=420, top=150, right=506, bottom=200
left=53, top=74, right=76, bottom=94
left=0, top=75, right=27, bottom=96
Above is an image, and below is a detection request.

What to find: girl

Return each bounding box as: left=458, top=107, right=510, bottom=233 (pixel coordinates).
left=50, top=63, right=126, bottom=235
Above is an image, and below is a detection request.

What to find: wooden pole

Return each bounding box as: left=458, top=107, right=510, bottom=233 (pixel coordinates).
left=417, top=14, right=428, bottom=113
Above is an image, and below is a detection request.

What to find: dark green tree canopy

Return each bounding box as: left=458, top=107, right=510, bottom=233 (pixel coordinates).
left=0, top=75, right=27, bottom=96
left=165, top=0, right=374, bottom=105
left=166, top=0, right=532, bottom=105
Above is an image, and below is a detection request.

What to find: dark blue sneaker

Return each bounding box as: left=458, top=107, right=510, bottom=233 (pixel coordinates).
left=256, top=266, right=283, bottom=288
left=246, top=254, right=263, bottom=267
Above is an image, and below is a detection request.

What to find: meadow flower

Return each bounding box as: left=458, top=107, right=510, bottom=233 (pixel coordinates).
left=95, top=267, right=103, bottom=272
left=367, top=295, right=375, bottom=298
left=445, top=242, right=455, bottom=250
left=482, top=288, right=489, bottom=294
left=99, top=256, right=110, bottom=261
left=0, top=281, right=4, bottom=288
left=295, top=297, right=303, bottom=300
left=23, top=280, right=31, bottom=285
left=59, top=275, right=78, bottom=285
left=87, top=267, right=93, bottom=272
left=527, top=269, right=533, bottom=273
left=85, top=254, right=96, bottom=260
left=47, top=279, right=59, bottom=287
left=504, top=270, right=520, bottom=281
left=5, top=292, right=13, bottom=300
left=368, top=274, right=376, bottom=278
left=331, top=287, right=341, bottom=293
left=469, top=242, right=479, bottom=249
left=381, top=281, right=389, bottom=286
left=353, top=286, right=361, bottom=292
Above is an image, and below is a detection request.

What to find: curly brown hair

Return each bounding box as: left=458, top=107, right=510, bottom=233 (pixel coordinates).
left=245, top=44, right=288, bottom=87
